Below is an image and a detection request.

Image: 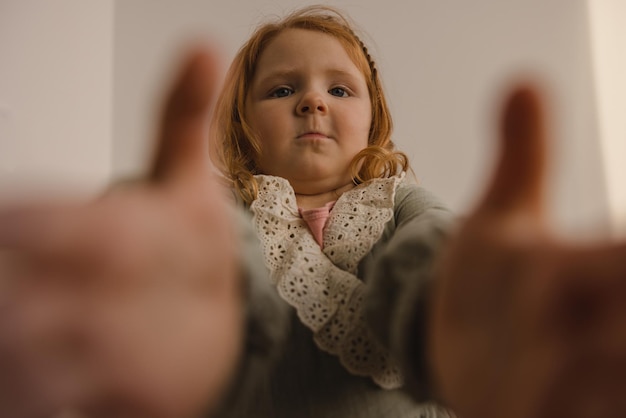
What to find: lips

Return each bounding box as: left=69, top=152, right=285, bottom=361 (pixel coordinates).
left=297, top=131, right=330, bottom=140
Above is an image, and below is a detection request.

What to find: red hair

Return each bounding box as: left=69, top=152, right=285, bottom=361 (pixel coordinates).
left=211, top=5, right=408, bottom=205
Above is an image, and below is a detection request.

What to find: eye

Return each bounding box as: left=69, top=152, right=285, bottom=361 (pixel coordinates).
left=270, top=87, right=293, bottom=98
left=329, top=87, right=348, bottom=97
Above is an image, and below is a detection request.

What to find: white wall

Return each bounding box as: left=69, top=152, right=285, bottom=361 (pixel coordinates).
left=588, top=0, right=626, bottom=237
left=0, top=0, right=114, bottom=193
left=112, top=0, right=609, bottom=236
left=0, top=1, right=611, bottom=236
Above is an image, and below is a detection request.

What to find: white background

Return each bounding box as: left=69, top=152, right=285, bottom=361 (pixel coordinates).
left=0, top=0, right=623, bottom=237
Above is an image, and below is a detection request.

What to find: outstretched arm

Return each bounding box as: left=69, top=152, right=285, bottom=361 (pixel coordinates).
left=0, top=47, right=243, bottom=418
left=429, top=86, right=626, bottom=418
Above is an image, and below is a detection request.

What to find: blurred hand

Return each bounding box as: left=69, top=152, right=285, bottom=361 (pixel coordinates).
left=0, top=47, right=242, bottom=418
left=428, top=87, right=626, bottom=418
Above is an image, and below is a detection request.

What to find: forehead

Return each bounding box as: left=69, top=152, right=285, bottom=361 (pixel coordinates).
left=254, top=28, right=363, bottom=79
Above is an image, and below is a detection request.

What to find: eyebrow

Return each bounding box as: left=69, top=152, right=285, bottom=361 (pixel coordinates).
left=255, top=67, right=362, bottom=87
left=254, top=69, right=299, bottom=86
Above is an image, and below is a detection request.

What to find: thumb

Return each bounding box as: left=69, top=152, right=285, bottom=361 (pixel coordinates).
left=476, top=85, right=548, bottom=218
left=149, top=45, right=220, bottom=187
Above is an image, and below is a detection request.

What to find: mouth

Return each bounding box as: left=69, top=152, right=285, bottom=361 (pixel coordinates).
left=297, top=131, right=331, bottom=140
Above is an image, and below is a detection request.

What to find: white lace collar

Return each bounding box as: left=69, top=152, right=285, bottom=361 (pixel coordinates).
left=249, top=174, right=405, bottom=389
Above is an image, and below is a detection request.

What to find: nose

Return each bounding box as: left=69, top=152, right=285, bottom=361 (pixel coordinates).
left=296, top=91, right=327, bottom=115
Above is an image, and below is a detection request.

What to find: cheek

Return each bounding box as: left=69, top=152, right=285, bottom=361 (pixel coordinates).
left=350, top=106, right=373, bottom=146
left=364, top=112, right=373, bottom=139
left=247, top=116, right=282, bottom=169
left=248, top=105, right=289, bottom=142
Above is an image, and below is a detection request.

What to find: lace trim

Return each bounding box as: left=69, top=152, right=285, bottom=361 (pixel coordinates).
left=250, top=174, right=405, bottom=389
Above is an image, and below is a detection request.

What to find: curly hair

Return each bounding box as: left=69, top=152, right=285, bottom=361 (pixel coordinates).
left=211, top=5, right=409, bottom=205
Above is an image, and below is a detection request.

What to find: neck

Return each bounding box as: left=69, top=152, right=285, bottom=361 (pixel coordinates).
left=295, top=181, right=355, bottom=210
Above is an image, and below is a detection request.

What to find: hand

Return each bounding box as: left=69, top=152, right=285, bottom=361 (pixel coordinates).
left=428, top=87, right=626, bottom=418
left=0, top=47, right=242, bottom=418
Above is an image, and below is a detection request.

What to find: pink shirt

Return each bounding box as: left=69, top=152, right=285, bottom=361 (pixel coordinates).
left=298, top=201, right=336, bottom=249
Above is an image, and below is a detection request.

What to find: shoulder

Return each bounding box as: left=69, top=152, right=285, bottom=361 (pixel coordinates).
left=393, top=179, right=451, bottom=226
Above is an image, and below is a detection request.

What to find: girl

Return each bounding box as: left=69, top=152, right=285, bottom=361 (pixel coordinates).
left=210, top=6, right=453, bottom=417
left=2, top=5, right=626, bottom=418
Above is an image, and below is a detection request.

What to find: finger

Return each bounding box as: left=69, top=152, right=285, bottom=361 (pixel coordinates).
left=0, top=204, right=122, bottom=415
left=0, top=255, right=96, bottom=417
left=558, top=242, right=626, bottom=350
left=0, top=202, right=125, bottom=291
left=477, top=85, right=548, bottom=217
left=149, top=45, right=221, bottom=187
left=0, top=203, right=92, bottom=258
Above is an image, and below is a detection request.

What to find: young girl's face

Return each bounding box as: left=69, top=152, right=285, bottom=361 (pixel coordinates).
left=245, top=28, right=372, bottom=195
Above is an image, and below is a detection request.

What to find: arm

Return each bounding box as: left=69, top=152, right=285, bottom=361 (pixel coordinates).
left=364, top=183, right=453, bottom=402
left=0, top=47, right=244, bottom=418
left=209, top=209, right=290, bottom=416
left=369, top=87, right=626, bottom=418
